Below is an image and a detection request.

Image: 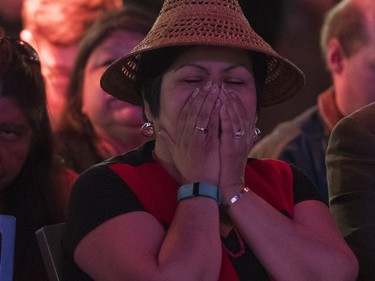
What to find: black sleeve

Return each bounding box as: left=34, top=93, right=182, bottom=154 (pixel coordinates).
left=63, top=164, right=144, bottom=257
left=291, top=164, right=326, bottom=205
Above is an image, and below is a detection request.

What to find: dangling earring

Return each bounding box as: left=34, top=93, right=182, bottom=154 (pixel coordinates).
left=253, top=127, right=261, bottom=142
left=141, top=122, right=155, bottom=137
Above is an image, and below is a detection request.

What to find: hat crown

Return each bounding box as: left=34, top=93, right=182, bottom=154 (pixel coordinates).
left=100, top=0, right=305, bottom=107
left=160, top=0, right=243, bottom=14
left=132, top=0, right=272, bottom=57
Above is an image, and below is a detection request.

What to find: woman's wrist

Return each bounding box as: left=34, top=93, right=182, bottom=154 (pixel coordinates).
left=177, top=182, right=221, bottom=205
left=177, top=182, right=222, bottom=205
left=222, top=186, right=251, bottom=212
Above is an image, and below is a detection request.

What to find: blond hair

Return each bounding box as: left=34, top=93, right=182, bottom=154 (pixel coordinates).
left=320, top=0, right=369, bottom=58
left=22, top=0, right=122, bottom=45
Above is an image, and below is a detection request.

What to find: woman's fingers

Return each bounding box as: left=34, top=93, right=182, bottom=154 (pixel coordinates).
left=192, top=83, right=220, bottom=137
left=220, top=88, right=249, bottom=139
left=177, top=82, right=220, bottom=140
left=170, top=81, right=221, bottom=184
left=176, top=87, right=200, bottom=138
left=219, top=87, right=249, bottom=189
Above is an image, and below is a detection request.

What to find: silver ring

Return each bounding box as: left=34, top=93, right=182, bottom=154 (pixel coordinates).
left=233, top=129, right=245, bottom=139
left=195, top=126, right=208, bottom=134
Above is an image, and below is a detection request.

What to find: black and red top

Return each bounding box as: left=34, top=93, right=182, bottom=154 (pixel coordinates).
left=62, top=141, right=322, bottom=280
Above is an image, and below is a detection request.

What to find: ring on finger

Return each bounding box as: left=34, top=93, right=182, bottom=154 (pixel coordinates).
left=233, top=129, right=245, bottom=139
left=195, top=126, right=208, bottom=134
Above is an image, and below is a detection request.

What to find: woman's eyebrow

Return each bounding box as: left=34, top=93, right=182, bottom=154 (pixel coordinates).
left=174, top=63, right=208, bottom=72
left=174, top=63, right=250, bottom=72
left=223, top=64, right=251, bottom=72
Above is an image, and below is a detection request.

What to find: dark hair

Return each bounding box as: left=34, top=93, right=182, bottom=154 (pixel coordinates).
left=0, top=29, right=66, bottom=281
left=57, top=5, right=158, bottom=143
left=321, top=0, right=368, bottom=58
left=136, top=47, right=267, bottom=118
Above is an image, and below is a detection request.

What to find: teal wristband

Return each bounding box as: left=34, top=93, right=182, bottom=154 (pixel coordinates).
left=177, top=182, right=221, bottom=205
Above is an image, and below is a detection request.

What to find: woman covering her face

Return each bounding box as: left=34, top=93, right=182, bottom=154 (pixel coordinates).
left=62, top=0, right=359, bottom=280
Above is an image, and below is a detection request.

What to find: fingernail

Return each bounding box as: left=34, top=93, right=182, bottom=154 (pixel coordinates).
left=211, top=84, right=219, bottom=94
left=226, top=89, right=236, bottom=99
left=221, top=84, right=227, bottom=93
left=192, top=88, right=199, bottom=97
left=220, top=92, right=227, bottom=100
left=204, top=81, right=212, bottom=91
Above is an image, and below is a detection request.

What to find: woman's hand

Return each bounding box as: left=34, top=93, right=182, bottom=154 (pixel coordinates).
left=158, top=82, right=221, bottom=185
left=218, top=87, right=251, bottom=195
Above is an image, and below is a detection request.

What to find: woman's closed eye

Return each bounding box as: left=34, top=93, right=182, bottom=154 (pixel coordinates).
left=183, top=77, right=205, bottom=84
left=182, top=77, right=245, bottom=85
left=224, top=79, right=244, bottom=85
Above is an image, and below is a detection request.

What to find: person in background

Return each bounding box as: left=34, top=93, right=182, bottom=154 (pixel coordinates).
left=258, top=0, right=340, bottom=137
left=0, top=29, right=77, bottom=281
left=250, top=0, right=375, bottom=204
left=62, top=0, right=358, bottom=280
left=20, top=0, right=122, bottom=128
left=0, top=0, right=22, bottom=38
left=327, top=101, right=375, bottom=280
left=55, top=5, right=157, bottom=173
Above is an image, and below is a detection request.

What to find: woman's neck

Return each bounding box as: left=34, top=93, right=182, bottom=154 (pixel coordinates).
left=153, top=139, right=183, bottom=184
left=95, top=126, right=150, bottom=158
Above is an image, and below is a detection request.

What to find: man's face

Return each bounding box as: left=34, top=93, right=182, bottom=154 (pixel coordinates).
left=336, top=28, right=375, bottom=116
left=21, top=30, right=79, bottom=126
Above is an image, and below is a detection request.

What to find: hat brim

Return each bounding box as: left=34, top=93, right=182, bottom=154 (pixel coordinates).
left=101, top=1, right=305, bottom=107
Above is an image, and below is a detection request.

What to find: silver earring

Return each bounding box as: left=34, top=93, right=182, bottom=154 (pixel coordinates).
left=141, top=122, right=154, bottom=137
left=253, top=127, right=261, bottom=142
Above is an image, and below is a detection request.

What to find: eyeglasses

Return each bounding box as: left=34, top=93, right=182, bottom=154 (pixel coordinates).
left=0, top=36, right=40, bottom=64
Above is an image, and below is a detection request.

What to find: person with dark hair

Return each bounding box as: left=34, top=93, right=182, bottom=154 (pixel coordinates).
left=62, top=0, right=358, bottom=280
left=327, top=102, right=375, bottom=280
left=0, top=29, right=77, bottom=281
left=251, top=0, right=375, bottom=204
left=54, top=5, right=158, bottom=173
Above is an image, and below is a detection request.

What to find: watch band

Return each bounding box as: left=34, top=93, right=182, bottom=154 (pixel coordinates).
left=177, top=182, right=221, bottom=204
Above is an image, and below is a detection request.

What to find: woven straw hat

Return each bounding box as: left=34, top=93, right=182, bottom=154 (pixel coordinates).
left=100, top=0, right=305, bottom=107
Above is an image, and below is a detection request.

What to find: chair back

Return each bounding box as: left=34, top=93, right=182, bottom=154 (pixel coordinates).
left=0, top=215, right=16, bottom=281
left=35, top=223, right=66, bottom=281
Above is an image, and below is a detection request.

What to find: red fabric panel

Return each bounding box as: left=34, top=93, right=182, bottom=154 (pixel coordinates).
left=109, top=158, right=294, bottom=281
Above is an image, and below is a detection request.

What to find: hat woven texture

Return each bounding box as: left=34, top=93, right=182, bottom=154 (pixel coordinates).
left=101, top=0, right=305, bottom=107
